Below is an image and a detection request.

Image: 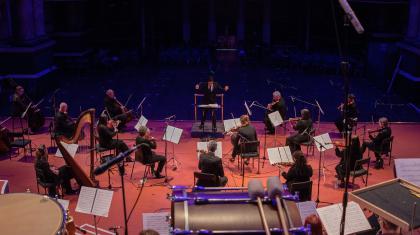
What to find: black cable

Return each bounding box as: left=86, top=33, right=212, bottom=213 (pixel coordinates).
left=127, top=176, right=146, bottom=222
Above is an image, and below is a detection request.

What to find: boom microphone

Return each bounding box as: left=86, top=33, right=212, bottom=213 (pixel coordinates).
left=93, top=144, right=141, bottom=175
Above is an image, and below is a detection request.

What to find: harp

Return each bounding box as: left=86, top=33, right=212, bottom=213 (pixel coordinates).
left=55, top=109, right=96, bottom=187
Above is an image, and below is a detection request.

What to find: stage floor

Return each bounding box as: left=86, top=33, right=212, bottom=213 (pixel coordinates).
left=1, top=120, right=420, bottom=234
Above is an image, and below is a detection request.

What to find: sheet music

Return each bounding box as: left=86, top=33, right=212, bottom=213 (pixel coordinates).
left=279, top=146, right=293, bottom=163
left=142, top=212, right=170, bottom=235
left=75, top=186, right=114, bottom=217
left=268, top=111, right=283, bottom=127
left=134, top=115, right=148, bottom=131
left=267, top=146, right=294, bottom=165
left=196, top=142, right=222, bottom=159
left=267, top=147, right=281, bottom=165
left=395, top=158, right=420, bottom=186
left=313, top=133, right=334, bottom=152
left=163, top=125, right=183, bottom=144
left=56, top=142, right=79, bottom=158
left=296, top=201, right=318, bottom=224
left=57, top=199, right=70, bottom=210
left=317, top=201, right=371, bottom=235
left=223, top=118, right=241, bottom=132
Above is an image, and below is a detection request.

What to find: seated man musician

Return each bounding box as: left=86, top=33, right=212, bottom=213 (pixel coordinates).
left=198, top=140, right=228, bottom=186
left=195, top=73, right=229, bottom=131
left=285, top=109, right=313, bottom=154
left=97, top=115, right=133, bottom=161
left=104, top=89, right=130, bottom=130
left=136, top=126, right=166, bottom=178
left=264, top=90, right=287, bottom=134
left=335, top=93, right=358, bottom=133
left=229, top=114, right=258, bottom=164
left=54, top=102, right=75, bottom=138
left=361, top=117, right=392, bottom=169
left=35, top=145, right=76, bottom=196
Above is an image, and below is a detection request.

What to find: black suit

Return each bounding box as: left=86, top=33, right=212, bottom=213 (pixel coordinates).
left=361, top=127, right=392, bottom=162
left=35, top=156, right=74, bottom=196
left=104, top=96, right=127, bottom=127
left=198, top=152, right=228, bottom=186
left=335, top=102, right=358, bottom=133
left=54, top=112, right=75, bottom=138
left=286, top=118, right=313, bottom=153
left=281, top=164, right=313, bottom=188
left=264, top=99, right=287, bottom=133
left=135, top=136, right=166, bottom=174
left=11, top=94, right=30, bottom=117
left=97, top=124, right=128, bottom=154
left=231, top=124, right=258, bottom=159
left=196, top=82, right=224, bottom=128
left=335, top=147, right=362, bottom=181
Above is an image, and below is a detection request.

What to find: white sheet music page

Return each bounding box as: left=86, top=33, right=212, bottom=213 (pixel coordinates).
left=163, top=126, right=175, bottom=142
left=75, top=186, right=97, bottom=215
left=279, top=146, right=294, bottom=164
left=143, top=212, right=170, bottom=235
left=395, top=158, right=420, bottom=186
left=320, top=133, right=334, bottom=150
left=170, top=126, right=183, bottom=144
left=223, top=118, right=240, bottom=132
left=91, top=189, right=114, bottom=217
left=268, top=111, right=283, bottom=127
left=296, top=201, right=318, bottom=225
left=134, top=115, right=148, bottom=131
left=313, top=133, right=333, bottom=152
left=267, top=147, right=281, bottom=165
left=56, top=142, right=79, bottom=158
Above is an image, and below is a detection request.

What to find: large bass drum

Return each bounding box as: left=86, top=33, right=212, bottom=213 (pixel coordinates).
left=171, top=189, right=309, bottom=234
left=0, top=193, right=66, bottom=235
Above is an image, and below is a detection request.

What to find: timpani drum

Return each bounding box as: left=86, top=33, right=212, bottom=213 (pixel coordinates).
left=170, top=189, right=309, bottom=234
left=0, top=193, right=66, bottom=235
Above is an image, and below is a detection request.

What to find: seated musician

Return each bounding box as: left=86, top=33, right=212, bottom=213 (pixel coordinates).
left=334, top=135, right=362, bottom=188
left=198, top=140, right=228, bottom=186
left=11, top=85, right=30, bottom=118
left=195, top=73, right=229, bottom=131
left=281, top=150, right=313, bottom=188
left=34, top=145, right=76, bottom=196
left=378, top=217, right=401, bottom=235
left=264, top=91, right=287, bottom=134
left=361, top=117, right=391, bottom=169
left=54, top=102, right=75, bottom=138
left=104, top=89, right=128, bottom=130
left=285, top=109, right=313, bottom=154
left=135, top=126, right=166, bottom=179
left=229, top=114, right=258, bottom=164
left=97, top=115, right=133, bottom=161
left=335, top=94, right=358, bottom=133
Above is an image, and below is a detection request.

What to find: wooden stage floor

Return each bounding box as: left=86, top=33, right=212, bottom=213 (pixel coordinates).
left=1, top=120, right=420, bottom=234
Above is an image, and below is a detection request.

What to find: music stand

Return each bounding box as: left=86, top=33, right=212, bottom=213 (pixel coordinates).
left=162, top=120, right=183, bottom=173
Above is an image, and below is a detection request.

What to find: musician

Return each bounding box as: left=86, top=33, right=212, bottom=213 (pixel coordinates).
left=135, top=126, right=166, bottom=178
left=334, top=135, right=362, bottom=188
left=11, top=85, right=31, bottom=117
left=378, top=217, right=401, bottom=235
left=335, top=94, right=358, bottom=133
left=195, top=74, right=229, bottom=130
left=264, top=91, right=287, bottom=134
left=281, top=150, right=313, bottom=188
left=198, top=141, right=228, bottom=186
left=104, top=89, right=128, bottom=130
left=97, top=115, right=133, bottom=161
left=54, top=102, right=75, bottom=138
left=34, top=145, right=76, bottom=196
left=361, top=117, right=392, bottom=169
left=229, top=114, right=258, bottom=163
left=285, top=109, right=313, bottom=153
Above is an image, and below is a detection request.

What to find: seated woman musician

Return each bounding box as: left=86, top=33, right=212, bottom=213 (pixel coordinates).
left=334, top=135, right=362, bottom=188
left=285, top=109, right=313, bottom=154
left=34, top=145, right=76, bottom=196
left=281, top=150, right=313, bottom=188
left=228, top=114, right=258, bottom=164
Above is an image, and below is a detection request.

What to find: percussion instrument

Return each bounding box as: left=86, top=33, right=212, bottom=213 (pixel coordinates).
left=0, top=193, right=66, bottom=235
left=170, top=187, right=310, bottom=234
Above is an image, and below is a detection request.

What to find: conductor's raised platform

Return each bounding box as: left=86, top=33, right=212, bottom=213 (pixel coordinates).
left=190, top=122, right=225, bottom=138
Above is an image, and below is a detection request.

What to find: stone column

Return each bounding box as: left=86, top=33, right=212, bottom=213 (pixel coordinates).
left=33, top=0, right=45, bottom=38
left=0, top=0, right=13, bottom=41
left=208, top=0, right=216, bottom=42
left=15, top=0, right=36, bottom=43
left=406, top=0, right=420, bottom=40
left=262, top=0, right=271, bottom=45
left=182, top=0, right=191, bottom=44
left=236, top=0, right=245, bottom=42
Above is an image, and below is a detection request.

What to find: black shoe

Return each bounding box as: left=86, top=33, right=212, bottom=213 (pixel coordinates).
left=154, top=173, right=165, bottom=179
left=375, top=160, right=384, bottom=169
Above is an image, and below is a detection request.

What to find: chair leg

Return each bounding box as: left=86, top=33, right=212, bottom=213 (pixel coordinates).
left=130, top=161, right=136, bottom=179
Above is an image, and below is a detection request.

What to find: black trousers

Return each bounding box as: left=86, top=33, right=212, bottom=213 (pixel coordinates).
left=109, top=139, right=129, bottom=154
left=335, top=163, right=345, bottom=181
left=286, top=133, right=309, bottom=153
left=47, top=166, right=74, bottom=197
left=201, top=108, right=216, bottom=128
left=361, top=141, right=380, bottom=160
left=146, top=154, right=167, bottom=174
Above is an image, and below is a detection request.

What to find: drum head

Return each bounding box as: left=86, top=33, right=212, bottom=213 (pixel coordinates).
left=0, top=193, right=65, bottom=235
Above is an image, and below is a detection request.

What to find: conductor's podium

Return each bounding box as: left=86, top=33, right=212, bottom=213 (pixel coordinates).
left=192, top=94, right=225, bottom=138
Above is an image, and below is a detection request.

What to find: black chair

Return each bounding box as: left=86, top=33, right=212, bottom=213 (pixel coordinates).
left=238, top=140, right=260, bottom=186
left=130, top=145, right=154, bottom=185
left=194, top=171, right=220, bottom=187
left=290, top=180, right=313, bottom=201
left=35, top=167, right=62, bottom=198
left=350, top=157, right=371, bottom=190
left=9, top=117, right=32, bottom=160
left=300, top=129, right=315, bottom=156
left=373, top=136, right=394, bottom=166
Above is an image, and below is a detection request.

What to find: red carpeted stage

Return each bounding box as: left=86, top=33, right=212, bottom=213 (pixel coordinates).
left=1, top=120, right=419, bottom=234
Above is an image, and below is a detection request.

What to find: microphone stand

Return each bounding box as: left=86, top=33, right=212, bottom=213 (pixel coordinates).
left=289, top=96, right=324, bottom=131
left=249, top=101, right=272, bottom=168
left=118, top=161, right=129, bottom=235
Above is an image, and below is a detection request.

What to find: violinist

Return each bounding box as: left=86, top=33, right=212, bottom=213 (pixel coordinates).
left=361, top=117, right=391, bottom=169
left=198, top=141, right=227, bottom=186
left=54, top=102, right=75, bottom=138
left=97, top=115, right=133, bottom=161
left=334, top=135, right=362, bottom=188
left=11, top=85, right=45, bottom=132
left=335, top=94, right=358, bottom=133
left=229, top=115, right=258, bottom=164
left=104, top=89, right=130, bottom=130
left=285, top=109, right=313, bottom=154
left=135, top=126, right=166, bottom=178
left=264, top=91, right=287, bottom=134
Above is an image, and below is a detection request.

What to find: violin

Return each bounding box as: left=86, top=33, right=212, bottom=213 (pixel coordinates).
left=267, top=100, right=279, bottom=111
